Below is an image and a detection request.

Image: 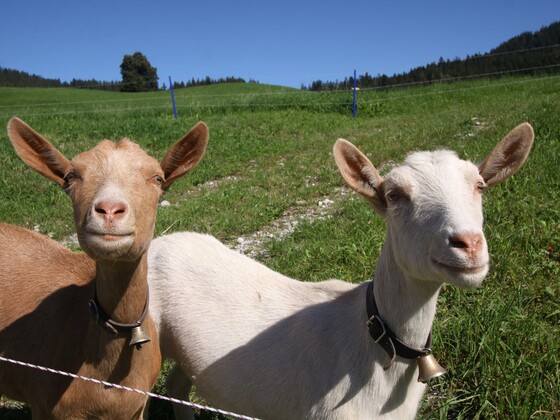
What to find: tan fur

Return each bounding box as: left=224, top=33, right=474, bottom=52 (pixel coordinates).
left=0, top=118, right=208, bottom=419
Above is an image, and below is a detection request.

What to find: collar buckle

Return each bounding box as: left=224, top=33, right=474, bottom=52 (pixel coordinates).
left=367, top=314, right=387, bottom=344
left=365, top=280, right=445, bottom=380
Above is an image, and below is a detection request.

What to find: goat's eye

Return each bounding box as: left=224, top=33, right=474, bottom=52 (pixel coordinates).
left=64, top=172, right=76, bottom=184
left=386, top=190, right=401, bottom=203
left=476, top=181, right=486, bottom=193
left=153, top=175, right=164, bottom=186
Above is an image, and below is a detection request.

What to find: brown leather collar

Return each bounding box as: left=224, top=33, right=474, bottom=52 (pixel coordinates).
left=366, top=281, right=432, bottom=369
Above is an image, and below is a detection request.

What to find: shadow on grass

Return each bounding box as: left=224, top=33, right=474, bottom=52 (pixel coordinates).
left=0, top=400, right=223, bottom=419
left=147, top=397, right=226, bottom=420
left=0, top=406, right=32, bottom=420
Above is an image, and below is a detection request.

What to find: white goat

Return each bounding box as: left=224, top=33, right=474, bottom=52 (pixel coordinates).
left=0, top=118, right=208, bottom=419
left=148, top=123, right=534, bottom=419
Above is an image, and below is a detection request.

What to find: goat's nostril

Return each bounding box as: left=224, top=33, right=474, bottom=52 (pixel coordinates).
left=94, top=201, right=127, bottom=220
left=114, top=206, right=126, bottom=215
left=449, top=236, right=468, bottom=249
left=95, top=206, right=107, bottom=215
left=449, top=233, right=483, bottom=253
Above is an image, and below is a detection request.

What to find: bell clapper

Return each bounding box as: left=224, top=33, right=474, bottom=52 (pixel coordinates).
left=129, top=324, right=151, bottom=350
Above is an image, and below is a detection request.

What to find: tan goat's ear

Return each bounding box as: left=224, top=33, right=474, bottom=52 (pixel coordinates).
left=7, top=117, right=71, bottom=187
left=333, top=139, right=386, bottom=215
left=478, top=123, right=534, bottom=188
left=160, top=122, right=209, bottom=191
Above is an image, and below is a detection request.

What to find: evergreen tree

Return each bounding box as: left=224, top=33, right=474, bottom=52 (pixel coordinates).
left=306, top=21, right=560, bottom=91
left=120, top=52, right=159, bottom=92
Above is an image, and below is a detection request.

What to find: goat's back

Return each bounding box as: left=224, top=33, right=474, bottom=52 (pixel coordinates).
left=148, top=232, right=417, bottom=419
left=148, top=231, right=357, bottom=351
left=0, top=224, right=94, bottom=322
left=0, top=224, right=95, bottom=404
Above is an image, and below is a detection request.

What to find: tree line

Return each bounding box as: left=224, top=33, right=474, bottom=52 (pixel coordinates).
left=168, top=76, right=257, bottom=90
left=305, top=20, right=560, bottom=91
left=0, top=66, right=253, bottom=91
left=0, top=67, right=67, bottom=89
left=0, top=52, right=253, bottom=92
left=2, top=21, right=558, bottom=92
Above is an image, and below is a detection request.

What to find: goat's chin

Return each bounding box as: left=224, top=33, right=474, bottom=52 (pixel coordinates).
left=80, top=234, right=135, bottom=260
left=432, top=261, right=489, bottom=289
left=448, top=270, right=488, bottom=289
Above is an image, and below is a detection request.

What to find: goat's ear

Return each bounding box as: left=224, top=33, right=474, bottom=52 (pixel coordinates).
left=333, top=139, right=386, bottom=215
left=160, top=122, right=209, bottom=191
left=478, top=123, right=534, bottom=188
left=7, top=117, right=71, bottom=187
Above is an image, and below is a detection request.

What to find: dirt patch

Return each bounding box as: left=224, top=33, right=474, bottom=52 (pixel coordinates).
left=161, top=175, right=241, bottom=207
left=180, top=175, right=241, bottom=198
left=60, top=232, right=80, bottom=248
left=455, top=116, right=490, bottom=139
left=232, top=186, right=351, bottom=258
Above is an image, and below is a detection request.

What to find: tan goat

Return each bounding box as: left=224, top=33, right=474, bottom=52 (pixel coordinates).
left=0, top=118, right=208, bottom=419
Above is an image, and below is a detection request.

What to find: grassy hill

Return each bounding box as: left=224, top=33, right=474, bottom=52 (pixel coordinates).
left=1, top=76, right=559, bottom=419
left=0, top=83, right=305, bottom=119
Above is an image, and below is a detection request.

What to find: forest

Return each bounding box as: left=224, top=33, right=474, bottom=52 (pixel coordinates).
left=1, top=21, right=558, bottom=91
left=0, top=67, right=250, bottom=91
left=306, top=21, right=560, bottom=90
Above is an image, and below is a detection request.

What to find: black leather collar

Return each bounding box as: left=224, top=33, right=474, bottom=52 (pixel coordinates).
left=89, top=291, right=149, bottom=336
left=366, top=281, right=432, bottom=369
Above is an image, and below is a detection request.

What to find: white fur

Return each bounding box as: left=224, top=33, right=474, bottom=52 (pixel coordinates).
left=148, top=123, right=533, bottom=419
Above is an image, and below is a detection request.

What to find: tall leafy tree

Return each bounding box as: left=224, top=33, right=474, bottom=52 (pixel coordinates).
left=120, top=52, right=158, bottom=92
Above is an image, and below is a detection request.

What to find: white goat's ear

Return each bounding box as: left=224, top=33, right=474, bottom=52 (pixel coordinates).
left=333, top=139, right=386, bottom=215
left=478, top=123, right=534, bottom=187
left=160, top=122, right=209, bottom=191
left=7, top=117, right=71, bottom=187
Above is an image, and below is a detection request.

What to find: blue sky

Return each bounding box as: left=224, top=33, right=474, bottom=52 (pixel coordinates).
left=1, top=0, right=558, bottom=88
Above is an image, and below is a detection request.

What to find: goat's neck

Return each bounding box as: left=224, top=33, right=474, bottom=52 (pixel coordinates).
left=373, top=238, right=442, bottom=349
left=94, top=253, right=149, bottom=324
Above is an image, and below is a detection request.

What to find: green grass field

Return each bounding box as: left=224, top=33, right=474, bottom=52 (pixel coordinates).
left=0, top=77, right=559, bottom=419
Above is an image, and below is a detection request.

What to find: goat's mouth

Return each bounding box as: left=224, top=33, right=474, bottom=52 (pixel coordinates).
left=92, top=233, right=133, bottom=241
left=81, top=230, right=135, bottom=255
left=432, top=259, right=488, bottom=276
left=86, top=229, right=134, bottom=240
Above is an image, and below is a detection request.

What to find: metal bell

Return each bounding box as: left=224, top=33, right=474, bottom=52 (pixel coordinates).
left=129, top=325, right=151, bottom=349
left=416, top=353, right=446, bottom=383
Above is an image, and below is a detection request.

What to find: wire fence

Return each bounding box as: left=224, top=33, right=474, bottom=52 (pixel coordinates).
left=1, top=65, right=559, bottom=119
left=0, top=355, right=258, bottom=420
left=51, top=43, right=560, bottom=91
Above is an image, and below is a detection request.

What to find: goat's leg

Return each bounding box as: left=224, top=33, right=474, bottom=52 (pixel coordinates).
left=142, top=396, right=152, bottom=420
left=166, top=363, right=195, bottom=420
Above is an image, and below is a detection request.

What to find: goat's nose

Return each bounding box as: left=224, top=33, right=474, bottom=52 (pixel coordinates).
left=94, top=200, right=128, bottom=222
left=449, top=232, right=484, bottom=257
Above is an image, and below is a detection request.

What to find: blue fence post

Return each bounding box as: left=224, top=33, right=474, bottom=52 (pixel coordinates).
left=169, top=76, right=178, bottom=120
left=352, top=69, right=357, bottom=119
